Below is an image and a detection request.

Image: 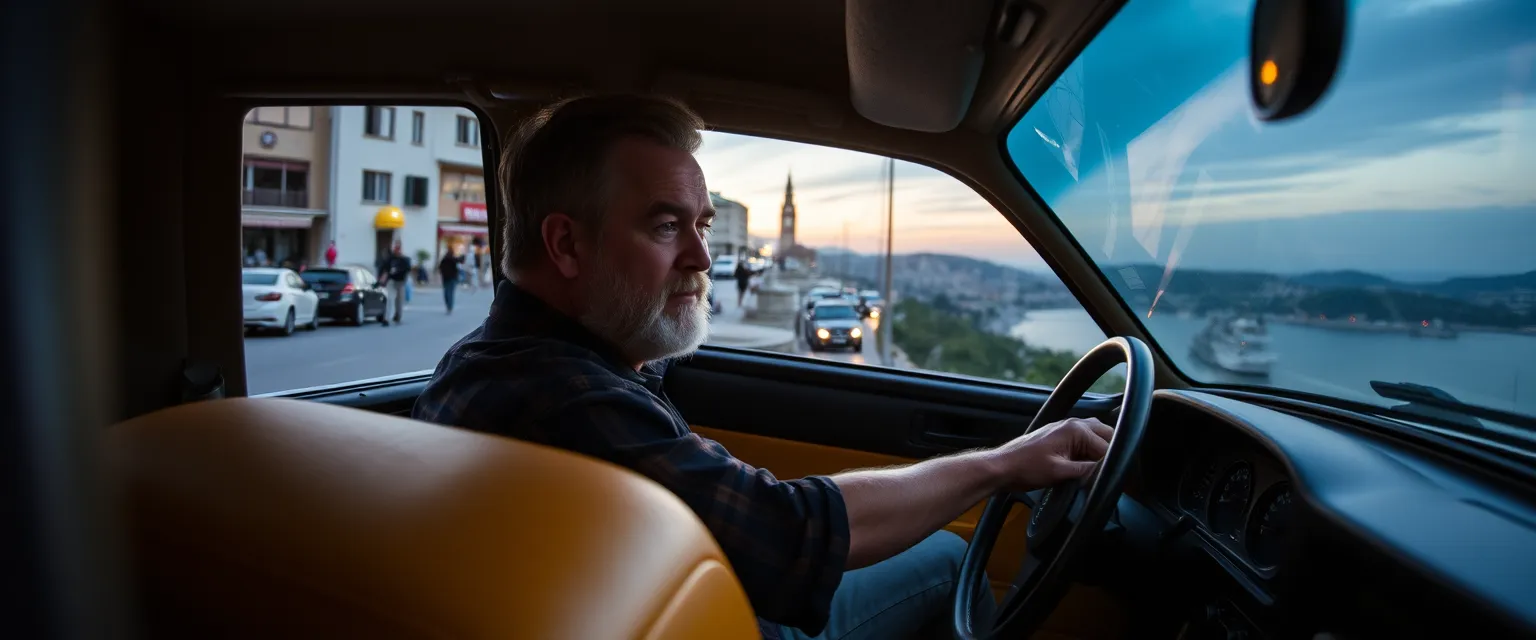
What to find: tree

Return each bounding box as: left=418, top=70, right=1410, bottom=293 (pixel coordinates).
left=892, top=299, right=1123, bottom=393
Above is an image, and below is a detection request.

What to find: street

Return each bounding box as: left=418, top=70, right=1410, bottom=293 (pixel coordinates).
left=245, top=279, right=885, bottom=395
left=244, top=285, right=495, bottom=394
left=713, top=283, right=885, bottom=365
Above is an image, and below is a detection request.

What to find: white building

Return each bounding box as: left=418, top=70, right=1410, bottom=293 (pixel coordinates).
left=328, top=105, right=486, bottom=274
left=709, top=192, right=749, bottom=260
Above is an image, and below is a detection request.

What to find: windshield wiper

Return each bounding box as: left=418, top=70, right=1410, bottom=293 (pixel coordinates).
left=1369, top=380, right=1536, bottom=433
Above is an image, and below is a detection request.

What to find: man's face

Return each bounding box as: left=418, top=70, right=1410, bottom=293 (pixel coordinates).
left=576, top=137, right=714, bottom=364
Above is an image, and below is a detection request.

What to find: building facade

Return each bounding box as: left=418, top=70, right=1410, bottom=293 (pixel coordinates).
left=708, top=192, right=749, bottom=259
left=432, top=108, right=489, bottom=268
left=241, top=106, right=332, bottom=268
left=327, top=106, right=487, bottom=274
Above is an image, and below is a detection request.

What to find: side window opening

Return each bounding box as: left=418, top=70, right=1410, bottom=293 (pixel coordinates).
left=241, top=107, right=1118, bottom=396
left=693, top=131, right=1123, bottom=392
left=241, top=105, right=491, bottom=395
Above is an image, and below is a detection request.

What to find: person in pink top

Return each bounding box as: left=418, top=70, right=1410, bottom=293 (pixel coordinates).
left=325, top=241, right=338, bottom=267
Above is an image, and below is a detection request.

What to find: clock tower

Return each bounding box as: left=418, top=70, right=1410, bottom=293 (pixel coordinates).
left=778, top=172, right=796, bottom=250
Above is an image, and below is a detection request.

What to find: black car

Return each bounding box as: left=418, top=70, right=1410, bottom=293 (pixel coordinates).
left=803, top=300, right=864, bottom=351
left=300, top=266, right=389, bottom=326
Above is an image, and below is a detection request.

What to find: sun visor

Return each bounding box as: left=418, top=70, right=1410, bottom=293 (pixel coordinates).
left=846, top=0, right=994, bottom=132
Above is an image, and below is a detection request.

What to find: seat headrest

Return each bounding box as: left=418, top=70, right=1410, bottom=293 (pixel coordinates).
left=110, top=397, right=759, bottom=639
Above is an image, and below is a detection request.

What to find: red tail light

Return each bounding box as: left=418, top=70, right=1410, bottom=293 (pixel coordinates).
left=341, top=283, right=355, bottom=294
left=255, top=292, right=282, bottom=302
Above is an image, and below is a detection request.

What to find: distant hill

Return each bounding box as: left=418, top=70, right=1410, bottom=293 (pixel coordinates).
left=1288, top=270, right=1399, bottom=290
left=1423, top=271, right=1536, bottom=297
left=809, top=249, right=1535, bottom=328
left=1094, top=263, right=1535, bottom=328
left=1102, top=263, right=1536, bottom=299
left=815, top=250, right=1066, bottom=289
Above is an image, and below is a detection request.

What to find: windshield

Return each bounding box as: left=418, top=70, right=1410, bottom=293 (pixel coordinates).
left=1004, top=0, right=1536, bottom=426
left=242, top=272, right=279, bottom=285
left=815, top=305, right=860, bottom=320
left=300, top=270, right=350, bottom=284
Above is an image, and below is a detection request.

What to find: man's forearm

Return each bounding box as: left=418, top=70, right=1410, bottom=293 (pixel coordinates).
left=833, top=449, right=1003, bottom=569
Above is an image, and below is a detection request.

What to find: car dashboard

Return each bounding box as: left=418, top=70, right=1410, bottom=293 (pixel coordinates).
left=1119, top=390, right=1536, bottom=639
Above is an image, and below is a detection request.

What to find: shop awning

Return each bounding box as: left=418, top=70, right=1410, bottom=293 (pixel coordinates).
left=438, top=223, right=488, bottom=236
left=242, top=212, right=316, bottom=229
left=374, top=206, right=405, bottom=229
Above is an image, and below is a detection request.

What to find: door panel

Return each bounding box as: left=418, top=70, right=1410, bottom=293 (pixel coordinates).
left=692, top=425, right=1032, bottom=593
left=669, top=349, right=1121, bottom=591
left=666, top=349, right=1119, bottom=458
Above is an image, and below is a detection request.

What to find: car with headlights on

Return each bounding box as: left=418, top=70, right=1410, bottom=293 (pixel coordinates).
left=802, top=299, right=864, bottom=352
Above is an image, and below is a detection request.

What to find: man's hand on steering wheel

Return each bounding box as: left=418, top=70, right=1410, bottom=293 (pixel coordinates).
left=992, top=417, right=1114, bottom=490
left=953, top=337, right=1155, bottom=640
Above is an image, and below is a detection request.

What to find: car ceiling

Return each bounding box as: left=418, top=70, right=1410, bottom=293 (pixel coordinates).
left=134, top=0, right=1125, bottom=138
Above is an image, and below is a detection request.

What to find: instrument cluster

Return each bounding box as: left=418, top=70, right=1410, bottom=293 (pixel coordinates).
left=1177, top=447, right=1296, bottom=575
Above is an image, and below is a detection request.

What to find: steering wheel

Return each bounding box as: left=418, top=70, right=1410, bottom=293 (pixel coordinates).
left=952, top=336, right=1155, bottom=639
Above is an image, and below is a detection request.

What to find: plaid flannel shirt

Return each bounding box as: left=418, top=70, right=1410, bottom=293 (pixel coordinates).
left=413, top=282, right=850, bottom=638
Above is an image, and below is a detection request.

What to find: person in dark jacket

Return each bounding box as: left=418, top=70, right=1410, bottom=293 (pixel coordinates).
left=734, top=259, right=752, bottom=307
left=377, top=241, right=412, bottom=325
left=438, top=247, right=462, bottom=314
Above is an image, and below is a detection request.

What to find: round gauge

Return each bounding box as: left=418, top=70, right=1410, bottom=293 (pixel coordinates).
left=1207, top=462, right=1253, bottom=536
left=1246, top=483, right=1295, bottom=569
left=1180, top=458, right=1220, bottom=513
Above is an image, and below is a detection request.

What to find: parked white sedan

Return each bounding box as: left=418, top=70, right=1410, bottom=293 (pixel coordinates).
left=242, top=267, right=319, bottom=336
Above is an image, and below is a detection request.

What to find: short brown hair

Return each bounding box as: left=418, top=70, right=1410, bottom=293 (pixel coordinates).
left=498, top=94, right=705, bottom=276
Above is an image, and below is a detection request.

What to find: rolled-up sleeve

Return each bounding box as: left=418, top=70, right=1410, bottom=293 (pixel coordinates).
left=537, top=389, right=850, bottom=634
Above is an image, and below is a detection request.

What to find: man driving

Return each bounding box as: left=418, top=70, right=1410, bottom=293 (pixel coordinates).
left=413, top=95, right=1114, bottom=639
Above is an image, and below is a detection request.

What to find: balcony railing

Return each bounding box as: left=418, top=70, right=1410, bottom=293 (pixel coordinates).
left=243, top=188, right=309, bottom=208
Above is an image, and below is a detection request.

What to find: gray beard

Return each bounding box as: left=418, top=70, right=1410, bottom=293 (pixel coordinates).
left=578, top=262, right=712, bottom=365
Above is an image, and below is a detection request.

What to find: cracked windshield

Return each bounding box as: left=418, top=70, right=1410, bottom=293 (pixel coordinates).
left=1006, top=0, right=1536, bottom=430
left=242, top=107, right=1120, bottom=396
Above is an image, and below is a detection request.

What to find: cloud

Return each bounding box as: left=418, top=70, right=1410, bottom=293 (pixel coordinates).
left=692, top=0, right=1536, bottom=278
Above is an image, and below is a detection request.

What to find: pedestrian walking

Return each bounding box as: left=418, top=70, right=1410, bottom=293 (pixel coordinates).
left=734, top=259, right=752, bottom=308
left=469, top=237, right=487, bottom=292
left=377, top=241, right=412, bottom=326
left=439, top=247, right=461, bottom=315
left=324, top=241, right=338, bottom=267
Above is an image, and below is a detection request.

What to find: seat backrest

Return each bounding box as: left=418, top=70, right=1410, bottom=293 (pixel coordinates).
left=109, top=397, right=759, bottom=639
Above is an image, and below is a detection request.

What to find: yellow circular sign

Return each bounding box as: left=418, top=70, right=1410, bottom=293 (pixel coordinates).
left=373, top=206, right=405, bottom=230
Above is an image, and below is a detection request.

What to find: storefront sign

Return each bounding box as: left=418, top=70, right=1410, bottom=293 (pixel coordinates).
left=461, top=202, right=488, bottom=223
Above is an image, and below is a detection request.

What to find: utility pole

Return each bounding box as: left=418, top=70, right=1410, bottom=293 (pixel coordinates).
left=881, top=157, right=895, bottom=366
left=841, top=221, right=849, bottom=281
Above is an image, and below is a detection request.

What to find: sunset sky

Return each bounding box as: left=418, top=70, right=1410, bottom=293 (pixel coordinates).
left=692, top=131, right=1045, bottom=269
left=693, top=0, right=1535, bottom=280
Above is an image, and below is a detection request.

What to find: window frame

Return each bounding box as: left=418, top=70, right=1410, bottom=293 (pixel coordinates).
left=235, top=104, right=1115, bottom=400
left=455, top=115, right=479, bottom=147
left=403, top=175, right=430, bottom=208
left=685, top=132, right=1128, bottom=395
left=364, top=106, right=396, bottom=140
left=411, top=110, right=425, bottom=145
left=247, top=106, right=314, bottom=130
left=362, top=170, right=392, bottom=204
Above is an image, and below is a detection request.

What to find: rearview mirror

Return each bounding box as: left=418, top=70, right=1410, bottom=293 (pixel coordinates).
left=1249, top=0, right=1347, bottom=122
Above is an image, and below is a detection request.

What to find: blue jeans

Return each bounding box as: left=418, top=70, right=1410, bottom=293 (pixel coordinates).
left=443, top=274, right=457, bottom=312
left=778, top=531, right=994, bottom=640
